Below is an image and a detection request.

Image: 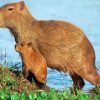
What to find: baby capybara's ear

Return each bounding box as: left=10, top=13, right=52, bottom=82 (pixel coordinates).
left=18, top=1, right=25, bottom=11
left=27, top=42, right=33, bottom=47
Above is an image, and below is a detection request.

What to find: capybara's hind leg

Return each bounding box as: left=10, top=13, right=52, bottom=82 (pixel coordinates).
left=70, top=73, right=85, bottom=89
left=83, top=72, right=100, bottom=85
left=79, top=65, right=100, bottom=86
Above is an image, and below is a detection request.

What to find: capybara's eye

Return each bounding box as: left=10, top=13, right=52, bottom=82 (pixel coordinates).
left=21, top=44, right=24, bottom=46
left=27, top=42, right=33, bottom=47
left=7, top=7, right=14, bottom=11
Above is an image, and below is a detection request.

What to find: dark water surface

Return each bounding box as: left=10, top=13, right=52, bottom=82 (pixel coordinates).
left=0, top=0, right=100, bottom=92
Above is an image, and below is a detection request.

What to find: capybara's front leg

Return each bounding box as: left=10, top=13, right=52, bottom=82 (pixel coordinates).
left=22, top=64, right=28, bottom=78
left=22, top=66, right=26, bottom=77
left=70, top=73, right=85, bottom=89
left=34, top=70, right=47, bottom=84
left=23, top=66, right=29, bottom=78
left=33, top=62, right=47, bottom=84
left=21, top=57, right=26, bottom=76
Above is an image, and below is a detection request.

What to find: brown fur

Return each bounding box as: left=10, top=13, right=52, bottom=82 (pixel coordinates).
left=15, top=42, right=47, bottom=84
left=0, top=1, right=100, bottom=88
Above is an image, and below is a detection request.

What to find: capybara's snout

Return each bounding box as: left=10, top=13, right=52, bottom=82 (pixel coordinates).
left=0, top=10, right=5, bottom=27
left=15, top=43, right=21, bottom=52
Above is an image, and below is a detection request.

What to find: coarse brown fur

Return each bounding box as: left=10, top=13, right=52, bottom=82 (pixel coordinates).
left=0, top=1, right=100, bottom=88
left=15, top=42, right=47, bottom=85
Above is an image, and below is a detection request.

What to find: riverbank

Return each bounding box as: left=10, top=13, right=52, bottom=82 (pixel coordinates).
left=0, top=65, right=100, bottom=100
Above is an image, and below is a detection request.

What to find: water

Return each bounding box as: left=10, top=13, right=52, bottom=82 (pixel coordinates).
left=0, top=0, right=100, bottom=92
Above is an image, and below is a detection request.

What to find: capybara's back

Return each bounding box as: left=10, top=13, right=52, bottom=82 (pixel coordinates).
left=0, top=1, right=100, bottom=88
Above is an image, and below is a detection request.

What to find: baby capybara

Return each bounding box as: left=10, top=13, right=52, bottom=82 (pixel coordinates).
left=15, top=42, right=47, bottom=85
left=0, top=1, right=100, bottom=88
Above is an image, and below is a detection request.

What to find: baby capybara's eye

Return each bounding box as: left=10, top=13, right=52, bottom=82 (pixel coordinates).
left=21, top=43, right=24, bottom=46
left=27, top=42, right=33, bottom=47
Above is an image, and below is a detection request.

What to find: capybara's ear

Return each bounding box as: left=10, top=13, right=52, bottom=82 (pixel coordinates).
left=18, top=1, right=25, bottom=11
left=27, top=42, right=33, bottom=47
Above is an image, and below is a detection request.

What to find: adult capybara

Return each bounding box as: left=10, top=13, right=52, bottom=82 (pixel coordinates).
left=15, top=41, right=47, bottom=85
left=0, top=1, right=100, bottom=88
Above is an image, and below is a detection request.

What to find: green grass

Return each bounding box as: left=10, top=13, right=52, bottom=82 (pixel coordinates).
left=0, top=66, right=100, bottom=100
left=0, top=88, right=100, bottom=100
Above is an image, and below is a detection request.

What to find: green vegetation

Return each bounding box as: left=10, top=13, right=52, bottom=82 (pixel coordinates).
left=0, top=66, right=100, bottom=100
left=0, top=65, right=37, bottom=93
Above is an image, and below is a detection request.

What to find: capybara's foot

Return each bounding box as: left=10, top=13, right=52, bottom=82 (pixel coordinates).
left=70, top=73, right=85, bottom=89
left=36, top=82, right=46, bottom=89
left=34, top=74, right=46, bottom=85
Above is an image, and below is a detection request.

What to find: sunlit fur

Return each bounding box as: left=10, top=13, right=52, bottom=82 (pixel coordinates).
left=0, top=1, right=100, bottom=88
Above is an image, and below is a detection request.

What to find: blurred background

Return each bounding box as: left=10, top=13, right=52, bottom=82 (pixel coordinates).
left=0, top=0, right=100, bottom=91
